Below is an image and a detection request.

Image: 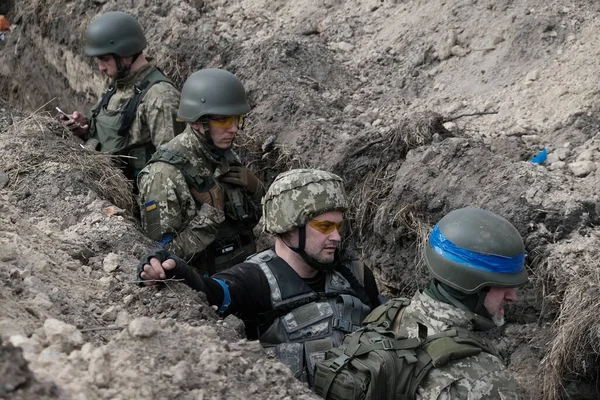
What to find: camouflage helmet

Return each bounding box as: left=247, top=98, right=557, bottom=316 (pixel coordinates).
left=263, top=169, right=348, bottom=234
left=177, top=69, right=251, bottom=122
left=425, top=208, right=528, bottom=294
left=85, top=12, right=147, bottom=57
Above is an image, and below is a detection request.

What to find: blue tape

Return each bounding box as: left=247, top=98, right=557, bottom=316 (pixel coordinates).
left=212, top=278, right=231, bottom=314
left=159, top=234, right=174, bottom=247
left=429, top=225, right=525, bottom=274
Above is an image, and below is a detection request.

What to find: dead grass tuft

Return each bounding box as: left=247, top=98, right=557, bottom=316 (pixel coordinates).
left=1, top=113, right=135, bottom=213
left=536, top=233, right=600, bottom=399
left=541, top=281, right=600, bottom=400
left=390, top=111, right=446, bottom=153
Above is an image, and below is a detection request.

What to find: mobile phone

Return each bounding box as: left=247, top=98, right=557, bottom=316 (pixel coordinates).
left=56, top=107, right=69, bottom=121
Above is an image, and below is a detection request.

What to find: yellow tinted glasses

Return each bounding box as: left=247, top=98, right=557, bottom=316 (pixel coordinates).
left=309, top=219, right=345, bottom=234
left=207, top=115, right=245, bottom=129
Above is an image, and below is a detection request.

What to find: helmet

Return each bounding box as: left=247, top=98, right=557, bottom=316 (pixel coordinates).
left=85, top=12, right=147, bottom=57
left=263, top=169, right=348, bottom=234
left=177, top=69, right=251, bottom=122
left=425, top=208, right=528, bottom=294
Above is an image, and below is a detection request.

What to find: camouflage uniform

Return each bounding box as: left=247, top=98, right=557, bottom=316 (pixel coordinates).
left=396, top=291, right=520, bottom=400
left=137, top=125, right=263, bottom=269
left=85, top=63, right=180, bottom=173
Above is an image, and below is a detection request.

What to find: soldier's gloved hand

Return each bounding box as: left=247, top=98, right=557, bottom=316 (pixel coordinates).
left=190, top=184, right=224, bottom=211
left=137, top=249, right=186, bottom=286
left=220, top=166, right=261, bottom=194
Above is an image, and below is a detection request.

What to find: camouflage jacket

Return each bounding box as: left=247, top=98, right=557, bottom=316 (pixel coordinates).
left=137, top=126, right=263, bottom=262
left=86, top=63, right=180, bottom=152
left=397, top=292, right=520, bottom=400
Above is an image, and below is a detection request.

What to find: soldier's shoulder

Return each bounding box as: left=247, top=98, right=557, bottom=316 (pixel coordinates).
left=146, top=80, right=180, bottom=98
left=419, top=352, right=519, bottom=400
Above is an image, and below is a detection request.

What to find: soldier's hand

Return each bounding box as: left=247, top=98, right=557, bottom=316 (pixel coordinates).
left=137, top=249, right=182, bottom=286
left=60, top=111, right=89, bottom=138
left=190, top=184, right=224, bottom=211
left=220, top=166, right=261, bottom=194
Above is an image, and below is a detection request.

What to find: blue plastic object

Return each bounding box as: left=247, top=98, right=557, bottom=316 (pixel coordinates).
left=530, top=148, right=547, bottom=165
left=429, top=225, right=525, bottom=274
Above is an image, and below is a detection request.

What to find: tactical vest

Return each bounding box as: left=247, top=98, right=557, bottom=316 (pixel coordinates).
left=148, top=148, right=260, bottom=275
left=246, top=249, right=371, bottom=385
left=90, top=67, right=178, bottom=178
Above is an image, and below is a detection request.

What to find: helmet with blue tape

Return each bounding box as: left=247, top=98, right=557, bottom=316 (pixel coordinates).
left=425, top=208, right=529, bottom=294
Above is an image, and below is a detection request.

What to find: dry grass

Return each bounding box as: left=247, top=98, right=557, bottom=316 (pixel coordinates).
left=235, top=117, right=310, bottom=184
left=535, top=233, right=600, bottom=399
left=541, top=281, right=600, bottom=400
left=1, top=113, right=135, bottom=213
left=390, top=111, right=445, bottom=153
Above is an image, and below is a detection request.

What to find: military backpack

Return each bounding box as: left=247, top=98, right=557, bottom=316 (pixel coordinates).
left=313, top=298, right=497, bottom=400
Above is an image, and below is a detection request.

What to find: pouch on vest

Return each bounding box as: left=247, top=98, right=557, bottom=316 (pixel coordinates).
left=312, top=298, right=497, bottom=400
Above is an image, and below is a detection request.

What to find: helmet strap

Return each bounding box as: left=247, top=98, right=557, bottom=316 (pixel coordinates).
left=114, top=53, right=140, bottom=80
left=283, top=226, right=339, bottom=272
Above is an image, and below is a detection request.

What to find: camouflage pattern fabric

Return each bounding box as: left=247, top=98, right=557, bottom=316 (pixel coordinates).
left=262, top=169, right=348, bottom=234
left=398, top=292, right=520, bottom=400
left=86, top=63, right=180, bottom=152
left=137, top=125, right=261, bottom=262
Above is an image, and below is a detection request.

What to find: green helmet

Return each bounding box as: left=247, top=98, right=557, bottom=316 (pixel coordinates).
left=263, top=169, right=348, bottom=234
left=85, top=12, right=147, bottom=57
left=177, top=69, right=251, bottom=122
left=425, top=207, right=528, bottom=294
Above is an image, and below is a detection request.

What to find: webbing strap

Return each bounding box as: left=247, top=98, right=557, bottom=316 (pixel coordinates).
left=92, top=86, right=115, bottom=118
left=117, top=68, right=174, bottom=137
left=149, top=148, right=216, bottom=192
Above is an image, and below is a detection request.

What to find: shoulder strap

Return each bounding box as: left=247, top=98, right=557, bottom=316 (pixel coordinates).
left=335, top=263, right=371, bottom=308
left=149, top=147, right=215, bottom=192
left=117, top=67, right=174, bottom=137
left=92, top=85, right=116, bottom=118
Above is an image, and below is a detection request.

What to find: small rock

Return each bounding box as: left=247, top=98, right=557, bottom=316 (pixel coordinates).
left=171, top=360, right=193, bottom=387
left=123, top=294, right=135, bottom=306
left=89, top=348, right=111, bottom=388
left=576, top=149, right=596, bottom=162
left=9, top=335, right=42, bottom=357
left=0, top=244, right=18, bottom=262
left=101, top=306, right=118, bottom=322
left=102, top=253, right=120, bottom=273
left=50, top=186, right=60, bottom=196
left=492, top=36, right=505, bottom=45
left=23, top=276, right=46, bottom=294
left=31, top=293, right=53, bottom=310
left=128, top=317, right=158, bottom=338
left=444, top=101, right=464, bottom=114
left=337, top=41, right=354, bottom=52
left=437, top=30, right=458, bottom=60
left=98, top=276, right=117, bottom=291
left=103, top=206, right=124, bottom=216
left=261, top=135, right=276, bottom=152
left=343, top=104, right=355, bottom=114
left=372, top=119, right=382, bottom=127
left=0, top=172, right=8, bottom=189
left=450, top=45, right=468, bottom=57
left=526, top=70, right=540, bottom=81
left=568, top=161, right=596, bottom=177
left=546, top=153, right=560, bottom=164
left=549, top=161, right=566, bottom=171
left=521, top=134, right=541, bottom=145
left=555, top=148, right=570, bottom=160
left=43, top=318, right=84, bottom=353
left=115, top=310, right=131, bottom=326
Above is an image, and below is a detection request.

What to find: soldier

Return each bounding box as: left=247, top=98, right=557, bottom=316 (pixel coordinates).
left=137, top=69, right=264, bottom=275
left=58, top=11, right=180, bottom=183
left=403, top=207, right=527, bottom=399
left=137, top=168, right=382, bottom=383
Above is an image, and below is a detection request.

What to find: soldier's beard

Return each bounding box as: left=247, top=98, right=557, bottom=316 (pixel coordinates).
left=490, top=312, right=505, bottom=327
